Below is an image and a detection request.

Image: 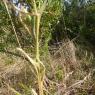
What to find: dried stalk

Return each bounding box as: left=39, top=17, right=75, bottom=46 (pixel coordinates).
left=3, top=0, right=21, bottom=48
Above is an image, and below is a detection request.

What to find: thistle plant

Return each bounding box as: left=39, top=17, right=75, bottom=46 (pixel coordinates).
left=16, top=0, right=47, bottom=95
left=3, top=0, right=49, bottom=95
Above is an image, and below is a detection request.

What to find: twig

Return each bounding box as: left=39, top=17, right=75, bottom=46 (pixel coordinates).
left=67, top=72, right=91, bottom=89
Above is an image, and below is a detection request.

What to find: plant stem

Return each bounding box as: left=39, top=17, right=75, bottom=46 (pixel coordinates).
left=3, top=0, right=21, bottom=48
left=38, top=74, right=44, bottom=95
left=36, top=14, right=41, bottom=60
left=32, top=1, right=45, bottom=94
left=36, top=14, right=44, bottom=95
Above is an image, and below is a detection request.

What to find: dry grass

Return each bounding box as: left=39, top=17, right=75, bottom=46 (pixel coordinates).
left=0, top=0, right=95, bottom=95
left=0, top=41, right=95, bottom=95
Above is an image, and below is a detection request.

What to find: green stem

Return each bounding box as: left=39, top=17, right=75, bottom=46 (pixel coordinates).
left=36, top=14, right=41, bottom=60
left=35, top=14, right=44, bottom=95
